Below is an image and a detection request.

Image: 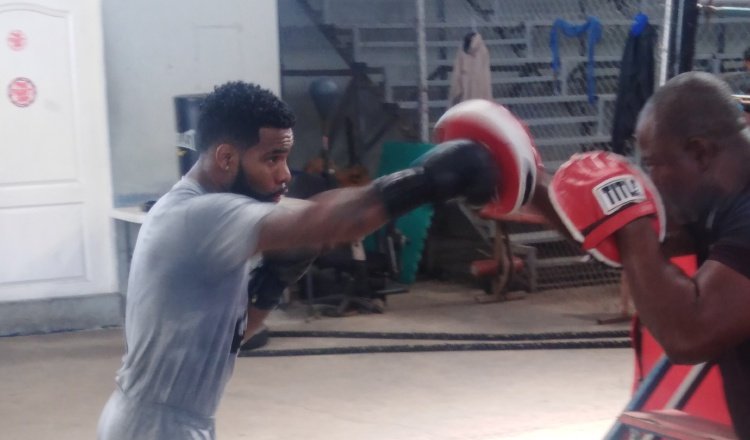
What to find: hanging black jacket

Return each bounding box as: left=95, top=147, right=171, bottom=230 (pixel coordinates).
left=611, top=23, right=657, bottom=155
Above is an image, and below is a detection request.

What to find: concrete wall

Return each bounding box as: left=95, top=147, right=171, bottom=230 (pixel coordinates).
left=103, top=0, right=281, bottom=204
left=4, top=0, right=284, bottom=336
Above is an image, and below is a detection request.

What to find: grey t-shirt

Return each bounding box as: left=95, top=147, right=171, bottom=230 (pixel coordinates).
left=115, top=177, right=274, bottom=418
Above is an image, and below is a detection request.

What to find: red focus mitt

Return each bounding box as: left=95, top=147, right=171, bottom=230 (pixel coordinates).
left=548, top=151, right=665, bottom=267
left=434, top=99, right=540, bottom=215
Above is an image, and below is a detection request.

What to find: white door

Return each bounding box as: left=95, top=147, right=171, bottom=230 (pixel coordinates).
left=0, top=0, right=116, bottom=301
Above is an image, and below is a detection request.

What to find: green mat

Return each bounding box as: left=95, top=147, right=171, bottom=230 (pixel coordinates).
left=366, top=142, right=434, bottom=284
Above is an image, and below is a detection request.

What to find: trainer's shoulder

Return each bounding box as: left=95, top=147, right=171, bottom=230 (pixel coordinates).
left=712, top=191, right=750, bottom=246
left=719, top=192, right=750, bottom=223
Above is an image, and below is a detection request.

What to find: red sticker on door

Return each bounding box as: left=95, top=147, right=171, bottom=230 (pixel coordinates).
left=8, top=77, right=36, bottom=107
left=7, top=30, right=26, bottom=51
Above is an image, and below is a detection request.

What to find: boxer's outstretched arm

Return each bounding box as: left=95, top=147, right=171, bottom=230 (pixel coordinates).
left=617, top=218, right=750, bottom=364
left=257, top=139, right=500, bottom=253
left=256, top=185, right=388, bottom=253
left=257, top=99, right=539, bottom=258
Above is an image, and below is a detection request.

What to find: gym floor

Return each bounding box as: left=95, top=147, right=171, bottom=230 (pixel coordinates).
left=0, top=281, right=633, bottom=440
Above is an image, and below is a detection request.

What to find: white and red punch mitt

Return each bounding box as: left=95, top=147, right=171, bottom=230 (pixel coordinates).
left=434, top=99, right=540, bottom=215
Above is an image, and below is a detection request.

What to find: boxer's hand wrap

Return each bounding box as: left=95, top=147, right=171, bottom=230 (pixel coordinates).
left=247, top=265, right=286, bottom=310
left=372, top=140, right=498, bottom=219
left=248, top=248, right=318, bottom=310
left=548, top=151, right=666, bottom=267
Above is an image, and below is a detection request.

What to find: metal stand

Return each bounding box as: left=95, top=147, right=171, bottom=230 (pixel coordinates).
left=604, top=356, right=734, bottom=439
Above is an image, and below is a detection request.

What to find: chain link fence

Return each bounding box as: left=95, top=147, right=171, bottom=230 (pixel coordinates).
left=281, top=0, right=671, bottom=293
left=692, top=6, right=750, bottom=93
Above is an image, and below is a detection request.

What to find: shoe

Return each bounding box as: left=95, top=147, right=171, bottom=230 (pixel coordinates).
left=240, top=326, right=269, bottom=351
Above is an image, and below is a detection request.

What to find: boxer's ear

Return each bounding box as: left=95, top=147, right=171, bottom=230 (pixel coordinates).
left=215, top=143, right=239, bottom=171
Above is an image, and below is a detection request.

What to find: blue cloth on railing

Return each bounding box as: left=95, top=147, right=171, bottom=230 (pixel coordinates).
left=630, top=12, right=649, bottom=37
left=549, top=16, right=602, bottom=103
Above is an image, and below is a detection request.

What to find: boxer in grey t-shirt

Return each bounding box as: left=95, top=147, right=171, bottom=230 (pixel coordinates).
left=97, top=177, right=272, bottom=439
left=98, top=81, right=509, bottom=439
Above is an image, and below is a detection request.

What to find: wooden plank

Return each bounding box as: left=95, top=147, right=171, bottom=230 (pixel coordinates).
left=281, top=67, right=383, bottom=77
left=389, top=76, right=556, bottom=87
left=358, top=38, right=526, bottom=48
left=509, top=230, right=564, bottom=245
left=383, top=55, right=622, bottom=68
left=534, top=135, right=612, bottom=147
left=619, top=410, right=737, bottom=440
left=535, top=256, right=588, bottom=268
left=349, top=19, right=637, bottom=31
left=396, top=94, right=615, bottom=109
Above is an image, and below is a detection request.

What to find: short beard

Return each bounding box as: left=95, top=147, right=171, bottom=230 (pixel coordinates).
left=230, top=166, right=286, bottom=202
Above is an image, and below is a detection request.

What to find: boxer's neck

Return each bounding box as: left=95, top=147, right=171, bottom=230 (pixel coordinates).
left=186, top=155, right=228, bottom=193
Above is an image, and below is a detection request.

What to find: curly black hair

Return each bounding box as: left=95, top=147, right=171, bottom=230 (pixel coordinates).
left=196, top=81, right=296, bottom=152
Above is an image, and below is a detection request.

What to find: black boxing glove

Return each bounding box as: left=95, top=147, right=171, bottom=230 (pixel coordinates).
left=372, top=140, right=498, bottom=218
left=248, top=248, right=318, bottom=310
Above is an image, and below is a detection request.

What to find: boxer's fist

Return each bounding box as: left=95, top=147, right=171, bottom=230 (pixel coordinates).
left=549, top=151, right=665, bottom=267
left=372, top=100, right=539, bottom=218
left=434, top=99, right=540, bottom=215
left=372, top=140, right=498, bottom=218
left=416, top=140, right=498, bottom=206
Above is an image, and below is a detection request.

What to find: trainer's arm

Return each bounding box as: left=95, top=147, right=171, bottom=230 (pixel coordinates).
left=616, top=218, right=750, bottom=364
left=660, top=222, right=697, bottom=258
left=256, top=185, right=389, bottom=253
left=529, top=171, right=575, bottom=241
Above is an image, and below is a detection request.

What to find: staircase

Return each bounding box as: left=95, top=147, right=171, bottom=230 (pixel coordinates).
left=289, top=0, right=649, bottom=167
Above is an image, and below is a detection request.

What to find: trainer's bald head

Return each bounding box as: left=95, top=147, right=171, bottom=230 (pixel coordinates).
left=635, top=72, right=750, bottom=224
left=638, top=71, right=746, bottom=146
